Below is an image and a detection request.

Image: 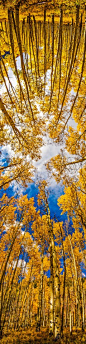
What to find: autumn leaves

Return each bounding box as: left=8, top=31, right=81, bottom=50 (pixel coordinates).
left=0, top=2, right=86, bottom=341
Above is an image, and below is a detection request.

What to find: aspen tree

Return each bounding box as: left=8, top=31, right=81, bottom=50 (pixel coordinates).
left=38, top=181, right=61, bottom=339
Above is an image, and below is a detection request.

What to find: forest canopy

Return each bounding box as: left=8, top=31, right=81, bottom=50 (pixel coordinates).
left=0, top=1, right=86, bottom=343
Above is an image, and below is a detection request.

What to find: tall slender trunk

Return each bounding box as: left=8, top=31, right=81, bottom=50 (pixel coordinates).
left=0, top=285, right=3, bottom=339
left=57, top=5, right=80, bottom=123
left=48, top=5, right=63, bottom=113
left=70, top=310, right=72, bottom=334
left=44, top=8, right=46, bottom=97
left=49, top=236, right=54, bottom=335
left=82, top=279, right=85, bottom=331
left=50, top=14, right=54, bottom=102
left=15, top=7, right=35, bottom=123
left=8, top=9, right=29, bottom=113
left=54, top=259, right=61, bottom=339
left=47, top=206, right=61, bottom=338
left=65, top=289, right=68, bottom=328
left=40, top=247, right=44, bottom=326
left=60, top=225, right=66, bottom=336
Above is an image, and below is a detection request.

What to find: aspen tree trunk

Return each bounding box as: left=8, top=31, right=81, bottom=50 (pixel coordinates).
left=49, top=6, right=63, bottom=113
left=65, top=290, right=68, bottom=327
left=49, top=237, right=54, bottom=335
left=72, top=313, right=73, bottom=328
left=30, top=284, right=33, bottom=327
left=43, top=278, right=45, bottom=327
left=15, top=6, right=35, bottom=123
left=75, top=297, right=78, bottom=331
left=61, top=271, right=66, bottom=336
left=47, top=206, right=61, bottom=338
left=68, top=234, right=78, bottom=331
left=38, top=185, right=61, bottom=338
left=38, top=254, right=44, bottom=329
left=75, top=281, right=80, bottom=330
left=50, top=14, right=54, bottom=99
left=68, top=290, right=72, bottom=334
left=48, top=302, right=50, bottom=329
left=78, top=283, right=80, bottom=328
left=29, top=281, right=33, bottom=328
left=8, top=10, right=29, bottom=113
left=48, top=20, right=50, bottom=62
left=28, top=14, right=37, bottom=86
left=40, top=247, right=44, bottom=327
left=0, top=285, right=3, bottom=339
left=44, top=8, right=46, bottom=96
left=54, top=262, right=61, bottom=339
left=73, top=308, right=76, bottom=327
left=57, top=6, right=62, bottom=108
left=37, top=263, right=43, bottom=330
left=60, top=225, right=66, bottom=336
left=70, top=310, right=72, bottom=334
left=0, top=227, right=20, bottom=336
left=33, top=16, right=40, bottom=83
left=67, top=289, right=70, bottom=328
left=58, top=4, right=80, bottom=122
left=82, top=279, right=85, bottom=331
left=18, top=266, right=33, bottom=328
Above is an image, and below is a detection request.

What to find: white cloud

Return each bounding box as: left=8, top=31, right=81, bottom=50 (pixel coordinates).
left=33, top=135, right=62, bottom=179
left=0, top=68, right=17, bottom=96
left=1, top=144, right=15, bottom=159
left=12, top=180, right=24, bottom=195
